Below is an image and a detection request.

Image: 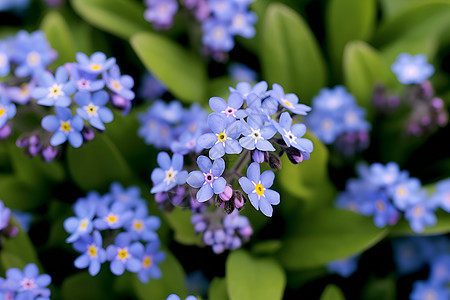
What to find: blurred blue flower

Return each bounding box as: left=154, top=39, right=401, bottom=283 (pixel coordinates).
left=69, top=64, right=105, bottom=92
left=229, top=10, right=257, bottom=38
left=429, top=255, right=450, bottom=285
left=229, top=81, right=268, bottom=101
left=187, top=156, right=227, bottom=202
left=228, top=63, right=257, bottom=83
left=75, top=90, right=114, bottom=130
left=0, top=95, right=16, bottom=129
left=409, top=281, right=449, bottom=300
left=4, top=263, right=51, bottom=300
left=32, top=66, right=75, bottom=107
left=144, top=0, right=179, bottom=30
left=139, top=72, right=166, bottom=100
left=109, top=182, right=145, bottom=209
left=391, top=53, right=434, bottom=84
left=76, top=52, right=116, bottom=75
left=429, top=179, right=450, bottom=212
left=106, top=233, right=143, bottom=275
left=41, top=107, right=84, bottom=148
left=135, top=239, right=165, bottom=283
left=239, top=162, right=280, bottom=217
left=404, top=198, right=437, bottom=233
left=73, top=230, right=106, bottom=276
left=202, top=20, right=234, bottom=52
left=105, top=64, right=135, bottom=100
left=0, top=43, right=10, bottom=76
left=327, top=254, right=360, bottom=278
left=94, top=202, right=133, bottom=230
left=125, top=204, right=161, bottom=242
left=150, top=152, right=188, bottom=193
left=166, top=294, right=198, bottom=300
left=0, top=200, right=11, bottom=231
left=270, top=83, right=311, bottom=115
left=64, top=194, right=97, bottom=243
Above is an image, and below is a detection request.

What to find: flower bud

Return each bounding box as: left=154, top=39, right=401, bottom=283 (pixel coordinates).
left=233, top=191, right=245, bottom=210
left=82, top=127, right=95, bottom=140
left=268, top=153, right=281, bottom=170
left=0, top=124, right=11, bottom=139
left=252, top=150, right=264, bottom=163
left=42, top=146, right=58, bottom=162
left=219, top=186, right=233, bottom=201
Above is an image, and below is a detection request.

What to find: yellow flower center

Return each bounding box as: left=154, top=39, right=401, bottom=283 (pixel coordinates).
left=217, top=132, right=227, bottom=143
left=106, top=213, right=118, bottom=225
left=133, top=220, right=145, bottom=233
left=413, top=205, right=424, bottom=217
left=27, top=52, right=41, bottom=66
left=142, top=255, right=153, bottom=269
left=117, top=248, right=129, bottom=261
left=321, top=118, right=333, bottom=131
left=255, top=184, right=264, bottom=196
left=375, top=200, right=385, bottom=212
left=396, top=185, right=408, bottom=198
left=60, top=121, right=71, bottom=133
left=20, top=83, right=29, bottom=96
left=84, top=103, right=99, bottom=117
left=90, top=64, right=102, bottom=71
left=0, top=107, right=5, bottom=117
left=111, top=79, right=122, bottom=91
left=79, top=219, right=89, bottom=231
left=88, top=245, right=98, bottom=258
left=282, top=99, right=294, bottom=108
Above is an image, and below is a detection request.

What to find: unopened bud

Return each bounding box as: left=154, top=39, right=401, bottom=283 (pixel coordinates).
left=224, top=200, right=234, bottom=214
left=42, top=146, right=58, bottom=162
left=82, top=127, right=95, bottom=140
left=268, top=153, right=281, bottom=170
left=252, top=150, right=264, bottom=163
left=219, top=186, right=233, bottom=201
left=0, top=123, right=11, bottom=139
left=233, top=191, right=245, bottom=210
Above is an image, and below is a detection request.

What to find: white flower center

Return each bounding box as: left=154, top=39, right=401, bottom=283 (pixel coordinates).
left=164, top=167, right=178, bottom=184
left=20, top=278, right=37, bottom=290
left=283, top=128, right=297, bottom=144
left=27, top=52, right=41, bottom=66
left=48, top=83, right=64, bottom=99
left=249, top=128, right=262, bottom=142
left=84, top=103, right=99, bottom=117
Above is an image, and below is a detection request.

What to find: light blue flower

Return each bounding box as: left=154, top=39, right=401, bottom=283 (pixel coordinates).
left=75, top=91, right=114, bottom=130
left=404, top=198, right=437, bottom=233
left=76, top=52, right=116, bottom=75
left=4, top=263, right=51, bottom=300
left=239, top=115, right=276, bottom=151
left=73, top=230, right=106, bottom=276
left=391, top=53, right=434, bottom=84
left=409, top=280, right=449, bottom=300
left=0, top=95, right=16, bottom=129
left=0, top=42, right=10, bottom=76
left=69, top=64, right=105, bottom=92
left=274, top=112, right=313, bottom=154
left=135, top=239, right=166, bottom=283
left=106, top=233, right=142, bottom=275
left=64, top=194, right=98, bottom=243
left=209, top=92, right=246, bottom=121
left=105, top=64, right=135, bottom=100
left=150, top=152, right=188, bottom=193
left=187, top=156, right=227, bottom=202
left=31, top=66, right=75, bottom=107
left=270, top=83, right=311, bottom=115
left=125, top=204, right=161, bottom=242
left=229, top=10, right=257, bottom=38
left=202, top=20, right=234, bottom=52
left=238, top=162, right=280, bottom=217
left=41, top=107, right=84, bottom=148
left=94, top=201, right=134, bottom=230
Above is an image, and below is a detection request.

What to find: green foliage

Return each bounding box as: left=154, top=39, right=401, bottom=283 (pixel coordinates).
left=260, top=2, right=327, bottom=103
left=209, top=277, right=229, bottom=300
left=226, top=250, right=286, bottom=300
left=164, top=207, right=202, bottom=245
left=131, top=32, right=207, bottom=104
left=320, top=284, right=346, bottom=300
left=61, top=271, right=112, bottom=300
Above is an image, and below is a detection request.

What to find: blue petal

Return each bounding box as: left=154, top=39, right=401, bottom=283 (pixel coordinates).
left=238, top=177, right=254, bottom=194
left=293, top=138, right=314, bottom=153
left=90, top=117, right=106, bottom=130
left=256, top=139, right=275, bottom=151
left=260, top=170, right=275, bottom=189
left=213, top=177, right=226, bottom=194
left=209, top=97, right=227, bottom=112
left=37, top=97, right=55, bottom=106
left=211, top=157, right=225, bottom=177
left=176, top=170, right=188, bottom=184
left=63, top=217, right=79, bottom=233
left=55, top=66, right=68, bottom=83
left=228, top=92, right=244, bottom=109
left=239, top=136, right=256, bottom=150
left=36, top=274, right=51, bottom=287
left=265, top=189, right=280, bottom=205
left=197, top=184, right=214, bottom=202
left=172, top=153, right=184, bottom=170
left=248, top=194, right=259, bottom=210
left=111, top=260, right=125, bottom=275
left=76, top=107, right=89, bottom=120
left=50, top=131, right=68, bottom=146
left=186, top=171, right=205, bottom=188
left=157, top=152, right=171, bottom=170
left=68, top=132, right=83, bottom=148
left=92, top=90, right=109, bottom=106
left=41, top=115, right=59, bottom=132
left=209, top=143, right=225, bottom=160
left=259, top=198, right=273, bottom=217
left=197, top=133, right=217, bottom=149
left=126, top=257, right=141, bottom=273
left=55, top=95, right=72, bottom=107
left=99, top=107, right=114, bottom=123
left=88, top=260, right=101, bottom=276
left=31, top=87, right=48, bottom=99
left=197, top=155, right=212, bottom=173
left=71, top=115, right=84, bottom=131
left=247, top=162, right=260, bottom=183
left=226, top=120, right=242, bottom=139
left=74, top=91, right=91, bottom=106
left=291, top=123, right=307, bottom=138
left=261, top=125, right=277, bottom=139
left=74, top=255, right=90, bottom=269
left=55, top=106, right=72, bottom=120
left=208, top=113, right=227, bottom=134
left=225, top=139, right=242, bottom=154
left=24, top=263, right=39, bottom=278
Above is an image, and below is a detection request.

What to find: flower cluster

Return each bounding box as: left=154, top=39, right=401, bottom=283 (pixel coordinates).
left=0, top=200, right=18, bottom=244
left=307, top=85, right=370, bottom=156
left=143, top=0, right=257, bottom=57
left=335, top=162, right=444, bottom=233
left=64, top=182, right=165, bottom=283
left=0, top=263, right=51, bottom=300
left=0, top=30, right=135, bottom=161
left=373, top=53, right=447, bottom=136
left=392, top=236, right=449, bottom=300
left=191, top=209, right=252, bottom=254
left=145, top=81, right=313, bottom=252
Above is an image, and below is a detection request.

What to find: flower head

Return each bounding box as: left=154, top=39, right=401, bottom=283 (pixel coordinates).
left=75, top=91, right=114, bottom=130
left=274, top=112, right=313, bottom=154
left=392, top=53, right=434, bottom=84
left=270, top=83, right=311, bottom=115
left=187, top=156, right=227, bottom=202
left=150, top=152, right=188, bottom=193
left=106, top=233, right=143, bottom=275
left=76, top=52, right=116, bottom=75
left=0, top=95, right=16, bottom=129
left=135, top=239, right=165, bottom=283
left=31, top=66, right=75, bottom=107
left=4, top=263, right=51, bottom=300
left=41, top=106, right=84, bottom=148
left=72, top=230, right=106, bottom=276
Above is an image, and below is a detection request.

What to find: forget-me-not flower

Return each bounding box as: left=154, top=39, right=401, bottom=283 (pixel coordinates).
left=76, top=52, right=116, bottom=75
left=75, top=90, right=114, bottom=130
left=391, top=53, right=434, bottom=84
left=270, top=83, right=311, bottom=115
left=150, top=152, right=188, bottom=193
left=209, top=92, right=246, bottom=121
left=187, top=156, right=227, bottom=202
left=0, top=95, right=16, bottom=129
left=106, top=232, right=142, bottom=275
left=239, top=115, right=277, bottom=151
left=31, top=66, right=75, bottom=107
left=41, top=106, right=84, bottom=148
left=135, top=239, right=166, bottom=283
left=73, top=230, right=106, bottom=276
left=274, top=112, right=313, bottom=153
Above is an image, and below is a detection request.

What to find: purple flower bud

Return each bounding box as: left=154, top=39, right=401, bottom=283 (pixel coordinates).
left=268, top=153, right=281, bottom=169
left=420, top=80, right=433, bottom=99
left=28, top=143, right=42, bottom=156
left=29, top=135, right=39, bottom=145
left=219, top=186, right=233, bottom=201
left=212, top=243, right=225, bottom=254
left=252, top=149, right=264, bottom=163
left=42, top=146, right=58, bottom=162
left=5, top=226, right=19, bottom=238
left=233, top=191, right=245, bottom=210
left=431, top=97, right=444, bottom=110
left=82, top=127, right=95, bottom=141
left=286, top=147, right=303, bottom=164
left=387, top=96, right=400, bottom=108
left=155, top=192, right=168, bottom=203
left=111, top=94, right=131, bottom=114
left=238, top=225, right=253, bottom=239
left=437, top=112, right=448, bottom=126
left=0, top=123, right=11, bottom=139
left=16, top=136, right=29, bottom=148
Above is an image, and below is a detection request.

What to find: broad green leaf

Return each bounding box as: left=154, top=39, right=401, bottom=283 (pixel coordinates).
left=320, top=284, right=345, bottom=300
left=343, top=41, right=398, bottom=114
left=390, top=209, right=450, bottom=236
left=361, top=274, right=397, bottom=300
left=226, top=250, right=286, bottom=300
left=41, top=11, right=77, bottom=66
left=260, top=3, right=327, bottom=103
left=286, top=267, right=328, bottom=289
left=71, top=0, right=149, bottom=39
left=66, top=134, right=132, bottom=192
left=164, top=207, right=202, bottom=245
left=61, top=271, right=112, bottom=300
left=0, top=175, right=47, bottom=210
left=251, top=240, right=282, bottom=256
left=133, top=249, right=186, bottom=299
left=326, top=0, right=376, bottom=76
left=277, top=209, right=388, bottom=270
left=131, top=32, right=207, bottom=104
left=208, top=76, right=239, bottom=101
left=379, top=0, right=425, bottom=18
left=209, top=277, right=229, bottom=300
left=278, top=132, right=336, bottom=215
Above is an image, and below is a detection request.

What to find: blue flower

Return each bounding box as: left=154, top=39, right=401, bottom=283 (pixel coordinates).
left=229, top=10, right=257, bottom=38
left=186, top=156, right=227, bottom=202
left=229, top=81, right=268, bottom=101
left=105, top=64, right=135, bottom=100
left=274, top=112, right=313, bottom=154
left=0, top=200, right=11, bottom=231
left=326, top=254, right=360, bottom=278
left=270, top=83, right=311, bottom=115
left=135, top=239, right=166, bottom=283
left=429, top=179, right=450, bottom=212
left=109, top=182, right=145, bottom=209
left=245, top=93, right=279, bottom=122
left=125, top=204, right=161, bottom=242
left=69, top=64, right=105, bottom=92
left=137, top=110, right=174, bottom=149
left=144, top=0, right=178, bottom=29
left=367, top=192, right=400, bottom=228
left=239, top=115, right=277, bottom=151
left=404, top=198, right=437, bottom=233
left=429, top=255, right=450, bottom=285
left=64, top=194, right=98, bottom=243
left=209, top=92, right=246, bottom=121
left=197, top=113, right=243, bottom=160
left=76, top=52, right=116, bottom=75
left=106, top=233, right=143, bottom=275
left=409, top=280, right=449, bottom=300
left=167, top=295, right=198, bottom=300
left=75, top=91, right=114, bottom=130
left=238, top=162, right=280, bottom=217
left=150, top=152, right=188, bottom=193
left=202, top=20, right=234, bottom=52
left=391, top=53, right=434, bottom=84
left=307, top=110, right=342, bottom=144
left=139, top=72, right=166, bottom=100
left=390, top=178, right=422, bottom=210
left=0, top=95, right=16, bottom=129
left=210, top=0, right=235, bottom=20
left=94, top=202, right=134, bottom=230
left=31, top=66, right=75, bottom=107
left=0, top=43, right=10, bottom=76
left=41, top=107, right=84, bottom=148
left=170, top=130, right=204, bottom=155
left=4, top=263, right=51, bottom=300
left=228, top=63, right=257, bottom=83
left=72, top=230, right=106, bottom=276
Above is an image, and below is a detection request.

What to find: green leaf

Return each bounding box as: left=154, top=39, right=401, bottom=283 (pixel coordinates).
left=71, top=0, right=149, bottom=39
left=133, top=249, right=186, bottom=300
left=277, top=209, right=388, bottom=270
left=278, top=132, right=336, bottom=215
left=286, top=267, right=328, bottom=289
left=40, top=11, right=77, bottom=66
left=251, top=240, right=283, bottom=256
left=260, top=3, right=327, bottom=103
left=320, top=284, right=346, bottom=300
left=61, top=271, right=112, bottom=300
left=226, top=250, right=286, bottom=300
left=131, top=32, right=207, bottom=104
left=164, top=207, right=202, bottom=246
left=343, top=41, right=398, bottom=114
left=326, top=0, right=376, bottom=76
left=361, top=274, right=397, bottom=300
left=66, top=134, right=132, bottom=192
left=379, top=0, right=424, bottom=18
left=390, top=209, right=450, bottom=236
left=209, top=277, right=229, bottom=300
left=0, top=175, right=47, bottom=210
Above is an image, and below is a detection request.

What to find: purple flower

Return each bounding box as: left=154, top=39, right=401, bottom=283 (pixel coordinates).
left=238, top=162, right=280, bottom=217
left=41, top=107, right=84, bottom=148
left=274, top=112, right=313, bottom=154
left=202, top=20, right=234, bottom=52
left=75, top=91, right=114, bottom=130
left=186, top=156, right=227, bottom=202
left=106, top=233, right=142, bottom=275
left=73, top=230, right=106, bottom=276
left=270, top=83, right=311, bottom=115
left=64, top=194, right=98, bottom=243
left=4, top=263, right=51, bottom=300
left=150, top=152, right=188, bottom=193
left=391, top=53, right=434, bottom=85
left=135, top=239, right=165, bottom=283
left=197, top=113, right=243, bottom=160
left=76, top=52, right=116, bottom=75
left=0, top=95, right=16, bottom=129
left=144, top=0, right=179, bottom=29
left=239, top=115, right=276, bottom=151
left=31, top=66, right=76, bottom=107
left=104, top=64, right=135, bottom=100
left=209, top=92, right=246, bottom=121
